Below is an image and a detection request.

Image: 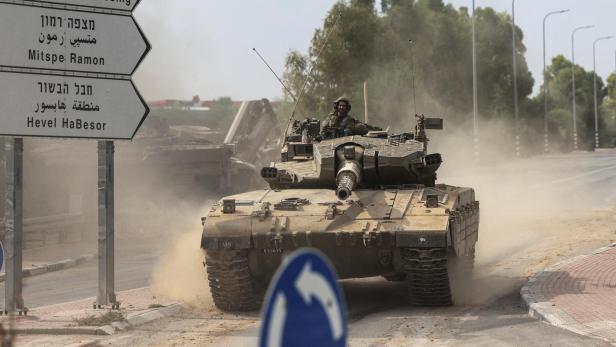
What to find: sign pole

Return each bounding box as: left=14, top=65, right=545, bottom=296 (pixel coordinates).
left=96, top=140, right=117, bottom=308
left=4, top=138, right=25, bottom=315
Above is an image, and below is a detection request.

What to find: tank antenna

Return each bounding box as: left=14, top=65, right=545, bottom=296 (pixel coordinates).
left=252, top=48, right=297, bottom=102
left=408, top=39, right=417, bottom=118
left=280, top=12, right=342, bottom=144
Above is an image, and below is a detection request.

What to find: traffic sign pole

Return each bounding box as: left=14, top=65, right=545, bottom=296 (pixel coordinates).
left=4, top=138, right=25, bottom=315
left=96, top=141, right=117, bottom=308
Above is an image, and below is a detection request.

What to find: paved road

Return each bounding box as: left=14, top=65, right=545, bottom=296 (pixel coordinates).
left=441, top=150, right=616, bottom=208
left=91, top=280, right=609, bottom=347
left=0, top=237, right=163, bottom=308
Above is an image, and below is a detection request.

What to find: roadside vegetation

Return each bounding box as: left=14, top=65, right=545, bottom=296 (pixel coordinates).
left=282, top=0, right=616, bottom=154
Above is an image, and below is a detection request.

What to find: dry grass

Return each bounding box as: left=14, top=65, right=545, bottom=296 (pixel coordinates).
left=73, top=311, right=125, bottom=326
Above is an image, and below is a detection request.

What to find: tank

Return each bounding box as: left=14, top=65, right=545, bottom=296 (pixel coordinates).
left=200, top=115, right=479, bottom=311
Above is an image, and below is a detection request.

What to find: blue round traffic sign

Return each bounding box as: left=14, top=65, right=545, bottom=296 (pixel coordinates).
left=259, top=248, right=347, bottom=347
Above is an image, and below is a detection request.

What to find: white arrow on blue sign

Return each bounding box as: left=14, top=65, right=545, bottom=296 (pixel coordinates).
left=0, top=2, right=150, bottom=76
left=259, top=249, right=347, bottom=347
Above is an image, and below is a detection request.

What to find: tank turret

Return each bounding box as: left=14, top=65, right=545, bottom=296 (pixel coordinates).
left=262, top=115, right=443, bottom=198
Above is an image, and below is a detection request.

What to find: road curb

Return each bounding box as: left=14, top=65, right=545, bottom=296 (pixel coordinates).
left=10, top=303, right=185, bottom=336
left=521, top=243, right=616, bottom=344
left=0, top=254, right=95, bottom=283
left=110, top=303, right=184, bottom=333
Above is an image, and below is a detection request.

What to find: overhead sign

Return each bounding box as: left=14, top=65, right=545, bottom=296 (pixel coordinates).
left=259, top=249, right=347, bottom=347
left=29, top=0, right=143, bottom=12
left=0, top=71, right=148, bottom=140
left=0, top=2, right=150, bottom=76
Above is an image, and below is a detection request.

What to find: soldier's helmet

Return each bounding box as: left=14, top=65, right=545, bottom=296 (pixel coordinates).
left=333, top=96, right=351, bottom=112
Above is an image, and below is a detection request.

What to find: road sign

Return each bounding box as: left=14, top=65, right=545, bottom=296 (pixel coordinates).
left=0, top=71, right=148, bottom=140
left=29, top=0, right=143, bottom=12
left=0, top=2, right=150, bottom=76
left=259, top=249, right=347, bottom=347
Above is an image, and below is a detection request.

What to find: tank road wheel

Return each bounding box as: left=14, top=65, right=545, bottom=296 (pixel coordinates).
left=205, top=250, right=262, bottom=312
left=402, top=248, right=453, bottom=306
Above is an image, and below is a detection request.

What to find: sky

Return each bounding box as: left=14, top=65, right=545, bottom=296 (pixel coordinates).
left=133, top=0, right=616, bottom=101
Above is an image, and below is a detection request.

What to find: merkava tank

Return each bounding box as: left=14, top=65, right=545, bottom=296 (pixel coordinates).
left=201, top=115, right=479, bottom=311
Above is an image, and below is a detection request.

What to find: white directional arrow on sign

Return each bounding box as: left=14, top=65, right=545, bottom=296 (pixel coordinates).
left=0, top=2, right=150, bottom=76
left=294, top=261, right=344, bottom=340
left=267, top=293, right=287, bottom=347
left=29, top=0, right=143, bottom=12
left=0, top=71, right=148, bottom=140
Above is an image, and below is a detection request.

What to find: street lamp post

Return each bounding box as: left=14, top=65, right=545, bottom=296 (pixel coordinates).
left=593, top=35, right=615, bottom=149
left=542, top=9, right=570, bottom=153
left=472, top=0, right=479, bottom=163
left=571, top=25, right=595, bottom=151
left=511, top=0, right=520, bottom=157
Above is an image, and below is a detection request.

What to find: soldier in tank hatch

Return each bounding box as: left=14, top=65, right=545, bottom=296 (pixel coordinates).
left=321, top=97, right=381, bottom=139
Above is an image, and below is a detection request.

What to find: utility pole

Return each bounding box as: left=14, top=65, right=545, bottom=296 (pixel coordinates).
left=542, top=9, right=570, bottom=153
left=511, top=0, right=520, bottom=157
left=593, top=36, right=615, bottom=149
left=472, top=0, right=480, bottom=164
left=571, top=25, right=595, bottom=151
left=363, top=81, right=369, bottom=124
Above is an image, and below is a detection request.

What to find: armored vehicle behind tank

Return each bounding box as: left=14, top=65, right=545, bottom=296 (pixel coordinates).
left=201, top=115, right=479, bottom=311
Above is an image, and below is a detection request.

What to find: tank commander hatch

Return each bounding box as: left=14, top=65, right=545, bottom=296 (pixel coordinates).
left=321, top=97, right=382, bottom=139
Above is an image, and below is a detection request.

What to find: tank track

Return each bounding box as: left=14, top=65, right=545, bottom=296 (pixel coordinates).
left=402, top=200, right=478, bottom=306
left=402, top=247, right=452, bottom=306
left=205, top=250, right=262, bottom=312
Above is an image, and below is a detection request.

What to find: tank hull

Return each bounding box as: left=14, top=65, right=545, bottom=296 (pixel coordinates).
left=201, top=185, right=479, bottom=310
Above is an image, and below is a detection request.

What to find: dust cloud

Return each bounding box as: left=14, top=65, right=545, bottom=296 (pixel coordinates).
left=149, top=208, right=214, bottom=309
left=433, top=118, right=616, bottom=304
left=147, top=116, right=616, bottom=308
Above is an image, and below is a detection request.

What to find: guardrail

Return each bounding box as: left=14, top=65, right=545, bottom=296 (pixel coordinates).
left=0, top=213, right=87, bottom=249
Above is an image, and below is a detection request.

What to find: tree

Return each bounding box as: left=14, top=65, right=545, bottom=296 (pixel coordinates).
left=536, top=55, right=606, bottom=150
left=284, top=0, right=535, bottom=134
left=600, top=73, right=616, bottom=146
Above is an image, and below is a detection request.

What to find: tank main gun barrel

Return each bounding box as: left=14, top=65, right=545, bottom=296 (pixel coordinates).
left=336, top=161, right=362, bottom=200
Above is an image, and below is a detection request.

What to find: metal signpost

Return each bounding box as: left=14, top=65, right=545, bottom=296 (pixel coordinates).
left=259, top=249, right=348, bottom=347
left=3, top=139, right=24, bottom=315
left=0, top=0, right=150, bottom=313
left=97, top=141, right=116, bottom=308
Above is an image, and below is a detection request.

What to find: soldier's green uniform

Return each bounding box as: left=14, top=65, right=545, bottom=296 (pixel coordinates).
left=321, top=97, right=381, bottom=139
